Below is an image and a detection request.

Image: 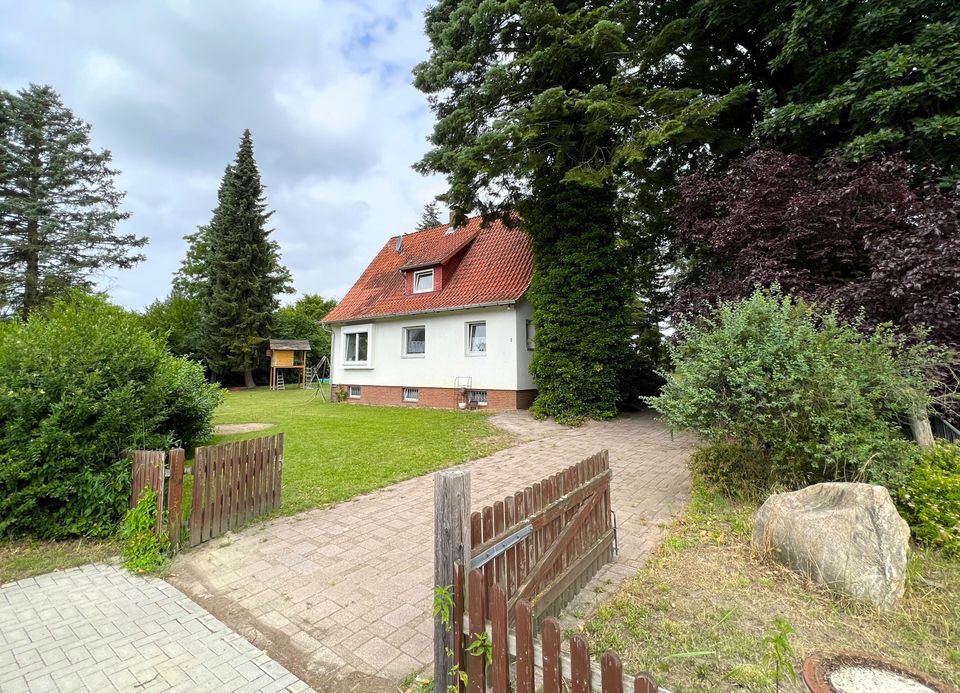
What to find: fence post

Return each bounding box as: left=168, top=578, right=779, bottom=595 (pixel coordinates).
left=167, top=448, right=185, bottom=551
left=434, top=469, right=471, bottom=693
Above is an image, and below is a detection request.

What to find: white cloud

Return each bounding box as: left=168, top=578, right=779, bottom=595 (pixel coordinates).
left=0, top=0, right=447, bottom=310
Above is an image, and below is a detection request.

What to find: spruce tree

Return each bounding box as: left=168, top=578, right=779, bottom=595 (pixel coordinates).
left=199, top=131, right=291, bottom=386
left=417, top=201, right=442, bottom=230
left=0, top=84, right=144, bottom=317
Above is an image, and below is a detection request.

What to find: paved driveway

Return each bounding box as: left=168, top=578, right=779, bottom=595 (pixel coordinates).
left=0, top=564, right=313, bottom=692
left=169, top=411, right=695, bottom=692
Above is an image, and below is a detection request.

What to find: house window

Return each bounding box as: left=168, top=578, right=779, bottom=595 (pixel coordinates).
left=526, top=320, right=535, bottom=350
left=413, top=269, right=435, bottom=293
left=403, top=326, right=426, bottom=356
left=344, top=330, right=369, bottom=365
left=468, top=390, right=488, bottom=406
left=403, top=387, right=419, bottom=402
left=466, top=321, right=486, bottom=354
left=349, top=385, right=361, bottom=398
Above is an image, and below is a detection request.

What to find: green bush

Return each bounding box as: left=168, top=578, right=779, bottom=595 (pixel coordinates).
left=688, top=442, right=771, bottom=496
left=0, top=293, right=223, bottom=538
left=120, top=488, right=170, bottom=573
left=898, top=443, right=960, bottom=556
left=648, top=287, right=947, bottom=490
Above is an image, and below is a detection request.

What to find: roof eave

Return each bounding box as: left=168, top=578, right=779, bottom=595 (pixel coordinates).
left=322, top=298, right=521, bottom=326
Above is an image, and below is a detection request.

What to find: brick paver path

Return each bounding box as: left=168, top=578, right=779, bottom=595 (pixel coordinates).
left=0, top=563, right=314, bottom=693
left=169, top=411, right=695, bottom=692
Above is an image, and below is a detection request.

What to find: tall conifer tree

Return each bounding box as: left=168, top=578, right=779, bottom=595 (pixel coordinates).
left=199, top=131, right=291, bottom=386
left=0, top=84, right=144, bottom=317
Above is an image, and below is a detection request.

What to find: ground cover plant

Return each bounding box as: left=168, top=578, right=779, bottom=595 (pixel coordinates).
left=201, top=387, right=515, bottom=516
left=583, top=484, right=960, bottom=692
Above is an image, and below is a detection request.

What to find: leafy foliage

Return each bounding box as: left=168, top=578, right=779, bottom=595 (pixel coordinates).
left=273, top=294, right=337, bottom=366
left=649, top=288, right=947, bottom=488
left=0, top=84, right=144, bottom=318
left=672, top=151, right=960, bottom=348
left=0, top=293, right=222, bottom=539
left=141, top=292, right=203, bottom=360
left=759, top=1, right=960, bottom=183
left=119, top=488, right=169, bottom=574
left=197, top=130, right=292, bottom=385
left=898, top=443, right=960, bottom=556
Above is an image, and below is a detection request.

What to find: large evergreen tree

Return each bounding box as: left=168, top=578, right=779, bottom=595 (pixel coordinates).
left=0, top=84, right=144, bottom=317
left=199, top=131, right=291, bottom=386
left=415, top=2, right=639, bottom=421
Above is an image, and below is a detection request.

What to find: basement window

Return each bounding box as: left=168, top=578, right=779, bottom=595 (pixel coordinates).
left=413, top=269, right=435, bottom=293
left=403, top=387, right=419, bottom=402
left=349, top=385, right=361, bottom=399
left=468, top=390, right=488, bottom=406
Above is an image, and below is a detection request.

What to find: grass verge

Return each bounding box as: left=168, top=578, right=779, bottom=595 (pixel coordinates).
left=583, top=483, right=960, bottom=692
left=0, top=538, right=120, bottom=585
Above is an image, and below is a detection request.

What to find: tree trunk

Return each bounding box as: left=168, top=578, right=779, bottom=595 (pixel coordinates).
left=909, top=404, right=935, bottom=449
left=21, top=218, right=40, bottom=319
left=244, top=367, right=255, bottom=389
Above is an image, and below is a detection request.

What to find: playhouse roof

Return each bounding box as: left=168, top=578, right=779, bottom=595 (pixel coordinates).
left=322, top=215, right=532, bottom=324
left=269, top=339, right=311, bottom=351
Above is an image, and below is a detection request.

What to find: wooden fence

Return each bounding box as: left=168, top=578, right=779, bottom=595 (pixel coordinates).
left=129, top=450, right=167, bottom=535
left=447, top=562, right=659, bottom=693
left=189, top=433, right=284, bottom=547
left=127, top=433, right=283, bottom=551
left=434, top=451, right=619, bottom=692
left=470, top=450, right=614, bottom=622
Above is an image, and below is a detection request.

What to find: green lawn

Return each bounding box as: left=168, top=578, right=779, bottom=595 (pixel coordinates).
left=203, top=387, right=515, bottom=516
left=0, top=538, right=120, bottom=585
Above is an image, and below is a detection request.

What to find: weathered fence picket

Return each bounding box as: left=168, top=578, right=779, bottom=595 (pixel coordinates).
left=449, top=566, right=659, bottom=693
left=190, top=433, right=284, bottom=546
left=129, top=433, right=284, bottom=551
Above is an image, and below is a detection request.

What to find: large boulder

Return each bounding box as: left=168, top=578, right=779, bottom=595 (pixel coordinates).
left=752, top=483, right=910, bottom=609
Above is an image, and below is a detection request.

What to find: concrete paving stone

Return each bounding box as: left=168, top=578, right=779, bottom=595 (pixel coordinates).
left=0, top=564, right=315, bottom=693
left=166, top=410, right=694, bottom=689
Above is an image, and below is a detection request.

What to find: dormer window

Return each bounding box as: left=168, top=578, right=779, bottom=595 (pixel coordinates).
left=413, top=269, right=435, bottom=293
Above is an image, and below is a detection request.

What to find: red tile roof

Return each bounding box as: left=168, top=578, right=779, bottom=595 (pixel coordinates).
left=322, top=215, right=532, bottom=324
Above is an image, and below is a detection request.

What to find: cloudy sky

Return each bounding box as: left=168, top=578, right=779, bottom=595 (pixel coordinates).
left=0, top=0, right=447, bottom=310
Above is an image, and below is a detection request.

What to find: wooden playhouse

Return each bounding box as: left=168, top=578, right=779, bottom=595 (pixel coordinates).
left=267, top=339, right=310, bottom=390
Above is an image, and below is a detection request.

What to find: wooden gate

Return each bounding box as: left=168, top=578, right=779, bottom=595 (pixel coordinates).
left=129, top=450, right=167, bottom=535
left=189, top=433, right=284, bottom=546
left=469, top=450, right=614, bottom=622
left=447, top=563, right=659, bottom=693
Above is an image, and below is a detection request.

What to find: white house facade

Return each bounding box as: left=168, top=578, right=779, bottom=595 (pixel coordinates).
left=322, top=215, right=537, bottom=410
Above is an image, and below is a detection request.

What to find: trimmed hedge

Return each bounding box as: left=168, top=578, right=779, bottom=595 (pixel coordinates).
left=0, top=293, right=222, bottom=538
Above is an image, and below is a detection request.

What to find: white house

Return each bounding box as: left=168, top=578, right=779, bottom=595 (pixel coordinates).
left=321, top=215, right=537, bottom=410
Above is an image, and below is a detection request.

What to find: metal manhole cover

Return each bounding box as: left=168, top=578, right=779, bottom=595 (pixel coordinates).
left=803, top=654, right=958, bottom=693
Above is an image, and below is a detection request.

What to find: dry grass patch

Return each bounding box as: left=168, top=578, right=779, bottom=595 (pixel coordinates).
left=583, top=485, right=960, bottom=692
left=0, top=538, right=119, bottom=585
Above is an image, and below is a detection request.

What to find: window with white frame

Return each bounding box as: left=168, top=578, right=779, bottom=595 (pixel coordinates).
left=468, top=390, right=488, bottom=406
left=413, top=269, right=435, bottom=293
left=466, top=321, right=486, bottom=354
left=402, top=387, right=419, bottom=402
left=403, top=326, right=425, bottom=356
left=343, top=327, right=370, bottom=366
left=348, top=385, right=361, bottom=398
left=526, top=320, right=535, bottom=350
